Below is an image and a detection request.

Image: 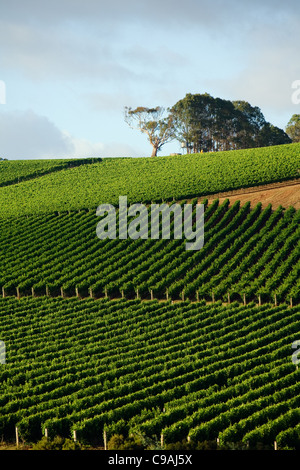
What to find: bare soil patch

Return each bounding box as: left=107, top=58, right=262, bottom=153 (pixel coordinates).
left=203, top=179, right=300, bottom=210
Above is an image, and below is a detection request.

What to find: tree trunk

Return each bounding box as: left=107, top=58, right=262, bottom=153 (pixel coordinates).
left=151, top=144, right=159, bottom=157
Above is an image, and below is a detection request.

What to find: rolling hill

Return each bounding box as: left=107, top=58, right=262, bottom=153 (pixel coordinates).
left=0, top=143, right=299, bottom=450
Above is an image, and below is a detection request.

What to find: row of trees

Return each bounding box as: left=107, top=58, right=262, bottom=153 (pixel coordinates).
left=124, top=93, right=296, bottom=157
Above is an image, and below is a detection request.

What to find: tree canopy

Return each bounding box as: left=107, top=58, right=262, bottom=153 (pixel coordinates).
left=124, top=106, right=175, bottom=157
left=171, top=93, right=291, bottom=153
left=286, top=114, right=300, bottom=143
left=124, top=94, right=291, bottom=156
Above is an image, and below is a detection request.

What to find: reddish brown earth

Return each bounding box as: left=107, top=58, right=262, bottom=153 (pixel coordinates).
left=201, top=179, right=300, bottom=210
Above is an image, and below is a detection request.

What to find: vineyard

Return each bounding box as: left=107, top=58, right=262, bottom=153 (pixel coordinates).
left=0, top=157, right=101, bottom=188
left=0, top=143, right=299, bottom=450
left=0, top=198, right=299, bottom=304
left=0, top=297, right=300, bottom=449
left=0, top=142, right=299, bottom=218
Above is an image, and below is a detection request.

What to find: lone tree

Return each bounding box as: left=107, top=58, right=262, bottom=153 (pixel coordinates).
left=124, top=106, right=175, bottom=157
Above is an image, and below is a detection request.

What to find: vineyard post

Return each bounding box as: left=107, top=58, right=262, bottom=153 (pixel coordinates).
left=89, top=288, right=93, bottom=298
left=45, top=428, right=48, bottom=439
left=151, top=289, right=153, bottom=300
left=61, top=287, right=64, bottom=298
left=105, top=287, right=108, bottom=299
left=182, top=291, right=185, bottom=302
left=2, top=287, right=5, bottom=298
left=16, top=286, right=20, bottom=300
left=196, top=291, right=199, bottom=302
left=258, top=294, right=261, bottom=306
left=136, top=289, right=139, bottom=300
left=227, top=293, right=230, bottom=304
left=290, top=297, right=293, bottom=308
left=274, top=293, right=277, bottom=306
left=75, top=287, right=79, bottom=298
left=15, top=426, right=19, bottom=448
left=103, top=429, right=107, bottom=450
left=166, top=289, right=169, bottom=301
left=274, top=441, right=278, bottom=450
left=46, top=286, right=49, bottom=296
left=216, top=437, right=219, bottom=447
left=160, top=433, right=164, bottom=448
left=212, top=292, right=215, bottom=303
left=121, top=289, right=124, bottom=299
left=73, top=430, right=77, bottom=442
left=32, top=287, right=35, bottom=298
left=243, top=293, right=246, bottom=306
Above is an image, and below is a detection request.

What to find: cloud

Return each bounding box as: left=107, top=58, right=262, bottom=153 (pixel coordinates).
left=1, top=0, right=300, bottom=156
left=0, top=109, right=143, bottom=159
left=1, top=0, right=298, bottom=82
left=0, top=21, right=136, bottom=82
left=0, top=110, right=74, bottom=159
left=1, top=0, right=298, bottom=30
left=64, top=132, right=143, bottom=158
left=205, top=10, right=300, bottom=127
left=1, top=0, right=299, bottom=107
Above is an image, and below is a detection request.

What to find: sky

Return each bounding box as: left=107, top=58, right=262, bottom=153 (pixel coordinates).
left=0, top=0, right=300, bottom=160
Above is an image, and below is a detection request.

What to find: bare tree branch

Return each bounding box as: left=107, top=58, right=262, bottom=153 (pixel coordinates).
left=124, top=106, right=175, bottom=157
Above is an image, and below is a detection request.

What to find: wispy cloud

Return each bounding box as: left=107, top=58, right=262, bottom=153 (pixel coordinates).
left=0, top=0, right=299, bottom=158
left=0, top=109, right=142, bottom=159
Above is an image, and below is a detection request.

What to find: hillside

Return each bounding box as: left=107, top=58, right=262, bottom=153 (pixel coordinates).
left=0, top=143, right=299, bottom=450
left=0, top=143, right=299, bottom=218
left=0, top=198, right=298, bottom=304
left=0, top=157, right=101, bottom=188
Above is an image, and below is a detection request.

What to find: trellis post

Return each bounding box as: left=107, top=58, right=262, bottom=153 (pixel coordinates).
left=15, top=426, right=19, bottom=448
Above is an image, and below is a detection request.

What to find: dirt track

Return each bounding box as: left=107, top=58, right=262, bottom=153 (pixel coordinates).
left=203, top=179, right=300, bottom=210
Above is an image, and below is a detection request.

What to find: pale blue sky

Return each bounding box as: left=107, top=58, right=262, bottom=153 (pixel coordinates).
left=0, top=0, right=299, bottom=159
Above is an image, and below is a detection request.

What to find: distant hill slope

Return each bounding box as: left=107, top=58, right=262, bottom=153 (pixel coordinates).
left=0, top=157, right=101, bottom=188
left=0, top=143, right=299, bottom=218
